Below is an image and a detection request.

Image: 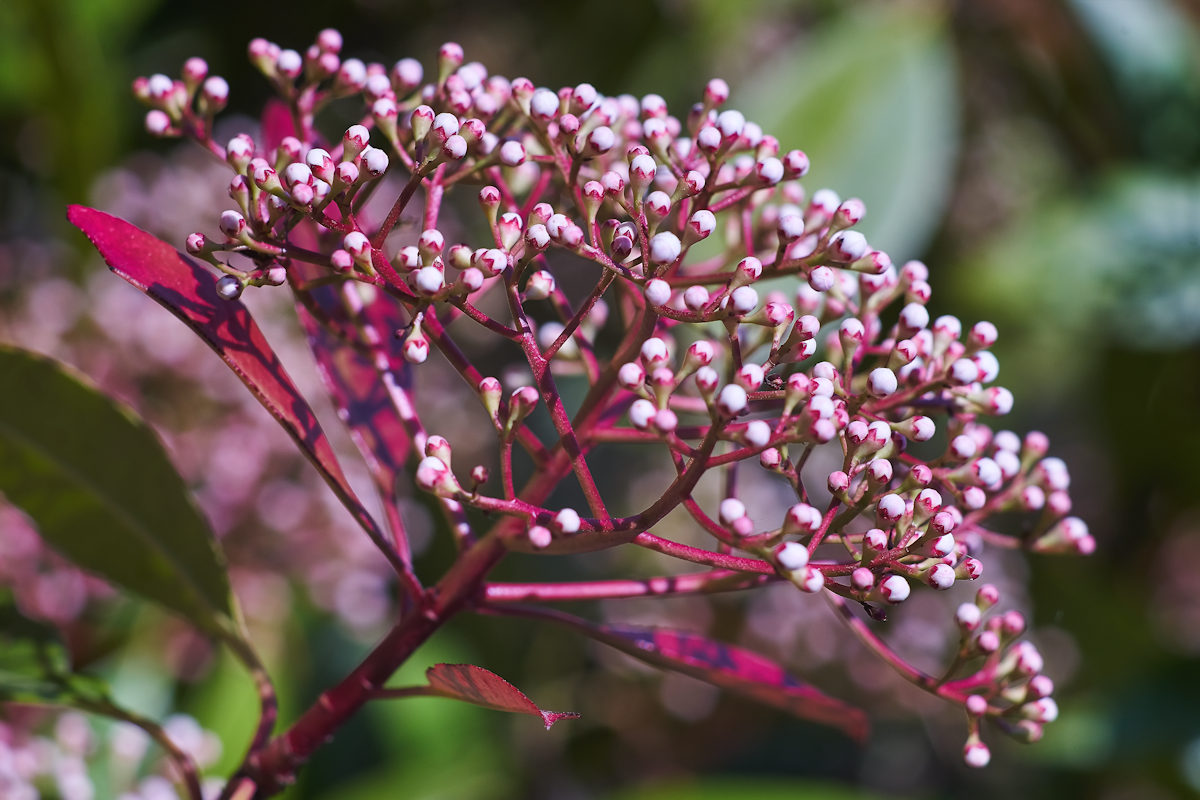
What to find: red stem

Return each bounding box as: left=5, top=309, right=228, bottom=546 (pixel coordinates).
left=484, top=571, right=777, bottom=603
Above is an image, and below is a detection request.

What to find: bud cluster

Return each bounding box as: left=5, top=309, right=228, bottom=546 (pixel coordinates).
left=133, top=29, right=1091, bottom=768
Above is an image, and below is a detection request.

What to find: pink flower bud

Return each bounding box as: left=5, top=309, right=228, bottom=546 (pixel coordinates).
left=834, top=198, right=865, bottom=228
left=393, top=58, right=423, bottom=93
left=754, top=157, right=783, bottom=185
left=784, top=503, right=822, bottom=535
left=867, top=367, right=897, bottom=397
left=648, top=232, right=682, bottom=266
left=867, top=458, right=893, bottom=484
left=963, top=740, right=990, bottom=768
left=416, top=456, right=459, bottom=497
left=618, top=362, right=646, bottom=390
left=215, top=275, right=242, bottom=300
left=735, top=363, right=765, bottom=391
left=145, top=109, right=172, bottom=136
left=629, top=398, right=656, bottom=430
left=1022, top=697, right=1058, bottom=724
left=880, top=574, right=910, bottom=604
left=729, top=285, right=759, bottom=315
left=927, top=563, right=955, bottom=590
left=950, top=358, right=980, bottom=385
left=969, top=320, right=998, bottom=350
left=528, top=525, right=553, bottom=549
left=716, top=109, right=744, bottom=140
left=783, top=149, right=810, bottom=177
left=956, top=602, right=982, bottom=631
left=413, top=266, right=445, bottom=296
left=685, top=209, right=716, bottom=242
left=775, top=541, right=809, bottom=571
left=956, top=557, right=983, bottom=580
left=683, top=286, right=710, bottom=312
left=694, top=366, right=719, bottom=396
left=808, top=266, right=835, bottom=293
left=644, top=279, right=671, bottom=307
left=640, top=337, right=669, bottom=366
left=876, top=493, right=905, bottom=523
left=403, top=328, right=429, bottom=364
left=930, top=510, right=956, bottom=536
left=798, top=566, right=825, bottom=593
left=525, top=269, right=556, bottom=300
left=717, top=384, right=748, bottom=416
left=554, top=508, right=581, bottom=535
left=829, top=230, right=869, bottom=262
left=851, top=568, right=874, bottom=592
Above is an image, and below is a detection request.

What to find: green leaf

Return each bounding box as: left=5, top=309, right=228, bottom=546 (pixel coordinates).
left=0, top=345, right=233, bottom=634
left=609, top=777, right=903, bottom=800
left=738, top=4, right=958, bottom=260
left=0, top=595, right=108, bottom=706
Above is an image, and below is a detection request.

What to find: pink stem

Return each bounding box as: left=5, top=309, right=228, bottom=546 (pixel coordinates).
left=484, top=571, right=777, bottom=603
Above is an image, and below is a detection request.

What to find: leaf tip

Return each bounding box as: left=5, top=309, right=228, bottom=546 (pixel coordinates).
left=539, top=710, right=582, bottom=731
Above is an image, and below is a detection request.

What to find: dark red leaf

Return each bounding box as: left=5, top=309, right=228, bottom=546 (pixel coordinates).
left=261, top=98, right=298, bottom=153
left=425, top=663, right=580, bottom=730
left=291, top=264, right=416, bottom=572
left=66, top=205, right=401, bottom=573
left=575, top=620, right=868, bottom=741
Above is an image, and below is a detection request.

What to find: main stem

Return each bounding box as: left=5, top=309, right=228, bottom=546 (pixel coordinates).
left=235, top=534, right=507, bottom=797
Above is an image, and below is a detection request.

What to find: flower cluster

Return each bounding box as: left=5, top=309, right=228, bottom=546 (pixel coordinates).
left=131, top=28, right=1091, bottom=771
left=0, top=712, right=221, bottom=800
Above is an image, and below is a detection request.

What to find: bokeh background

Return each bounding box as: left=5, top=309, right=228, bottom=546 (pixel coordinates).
left=3, top=0, right=1200, bottom=798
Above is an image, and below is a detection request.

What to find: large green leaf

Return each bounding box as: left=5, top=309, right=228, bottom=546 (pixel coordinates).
left=737, top=4, right=958, bottom=260
left=0, top=345, right=233, bottom=634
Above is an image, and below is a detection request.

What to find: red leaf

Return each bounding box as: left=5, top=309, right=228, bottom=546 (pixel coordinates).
left=577, top=621, right=868, bottom=741
left=66, top=205, right=400, bottom=572
left=425, top=663, right=580, bottom=730
left=261, top=98, right=298, bottom=153
left=291, top=264, right=415, bottom=571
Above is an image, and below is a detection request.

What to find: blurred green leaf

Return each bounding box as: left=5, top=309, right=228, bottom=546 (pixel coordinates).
left=738, top=3, right=958, bottom=259
left=1067, top=0, right=1200, bottom=164
left=0, top=594, right=109, bottom=706
left=0, top=345, right=234, bottom=635
left=609, top=777, right=904, bottom=800
left=965, top=171, right=1200, bottom=389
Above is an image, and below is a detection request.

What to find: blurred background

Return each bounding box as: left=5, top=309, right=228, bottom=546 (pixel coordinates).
left=2, top=0, right=1200, bottom=797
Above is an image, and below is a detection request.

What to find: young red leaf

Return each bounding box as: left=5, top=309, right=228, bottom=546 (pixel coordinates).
left=261, top=98, right=299, bottom=153
left=424, top=663, right=580, bottom=729
left=66, top=205, right=404, bottom=575
left=563, top=616, right=868, bottom=741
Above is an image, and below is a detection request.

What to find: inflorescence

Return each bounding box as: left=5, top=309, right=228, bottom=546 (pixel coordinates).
left=133, top=28, right=1093, bottom=767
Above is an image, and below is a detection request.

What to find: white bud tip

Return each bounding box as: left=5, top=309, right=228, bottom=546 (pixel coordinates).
left=717, top=384, right=748, bottom=416
left=744, top=420, right=771, bottom=448
left=963, top=742, right=990, bottom=768
left=554, top=508, right=581, bottom=534
left=718, top=497, right=746, bottom=525
left=880, top=574, right=910, bottom=604
left=776, top=542, right=809, bottom=571
left=648, top=232, right=682, bottom=265
left=868, top=367, right=897, bottom=396
left=644, top=279, right=672, bottom=307
left=928, top=563, right=956, bottom=590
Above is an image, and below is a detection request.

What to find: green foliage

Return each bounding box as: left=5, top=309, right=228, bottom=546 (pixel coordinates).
left=0, top=345, right=234, bottom=635
left=0, top=593, right=109, bottom=706
left=609, top=777, right=905, bottom=800
left=738, top=3, right=958, bottom=260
